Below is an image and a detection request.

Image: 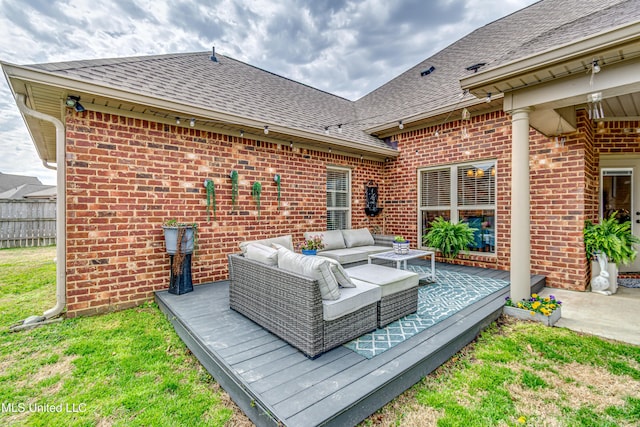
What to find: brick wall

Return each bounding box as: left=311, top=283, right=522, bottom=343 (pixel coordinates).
left=63, top=107, right=640, bottom=316
left=392, top=110, right=599, bottom=291
left=390, top=111, right=513, bottom=270
left=64, top=111, right=384, bottom=317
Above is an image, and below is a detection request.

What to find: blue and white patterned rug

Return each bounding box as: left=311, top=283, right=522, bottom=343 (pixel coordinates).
left=343, top=268, right=509, bottom=359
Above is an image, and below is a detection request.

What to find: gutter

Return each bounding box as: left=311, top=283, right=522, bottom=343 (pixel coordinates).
left=460, top=21, right=640, bottom=95
left=3, top=62, right=398, bottom=158
left=11, top=93, right=66, bottom=330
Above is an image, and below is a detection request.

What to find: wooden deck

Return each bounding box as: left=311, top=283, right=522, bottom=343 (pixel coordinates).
left=155, top=262, right=545, bottom=427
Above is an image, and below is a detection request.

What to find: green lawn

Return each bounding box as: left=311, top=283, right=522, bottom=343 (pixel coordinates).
left=0, top=246, right=249, bottom=426
left=1, top=246, right=639, bottom=426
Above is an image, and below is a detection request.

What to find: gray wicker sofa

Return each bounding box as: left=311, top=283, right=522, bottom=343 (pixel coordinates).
left=228, top=253, right=380, bottom=358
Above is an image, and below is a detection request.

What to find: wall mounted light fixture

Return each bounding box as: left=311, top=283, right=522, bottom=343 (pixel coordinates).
left=65, top=96, right=85, bottom=112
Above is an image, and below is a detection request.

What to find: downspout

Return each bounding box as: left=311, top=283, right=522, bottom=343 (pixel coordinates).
left=13, top=93, right=66, bottom=326
left=42, top=160, right=57, bottom=170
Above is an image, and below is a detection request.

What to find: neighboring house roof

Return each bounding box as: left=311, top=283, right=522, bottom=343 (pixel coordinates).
left=2, top=0, right=638, bottom=161
left=0, top=172, right=42, bottom=192
left=22, top=186, right=57, bottom=200
left=0, top=183, right=55, bottom=199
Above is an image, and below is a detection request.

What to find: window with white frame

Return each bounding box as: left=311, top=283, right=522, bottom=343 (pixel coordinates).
left=419, top=160, right=496, bottom=253
left=327, top=167, right=351, bottom=230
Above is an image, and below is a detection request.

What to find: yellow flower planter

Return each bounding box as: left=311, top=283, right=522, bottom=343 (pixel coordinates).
left=503, top=305, right=561, bottom=326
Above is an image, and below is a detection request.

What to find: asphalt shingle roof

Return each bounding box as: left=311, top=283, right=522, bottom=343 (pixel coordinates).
left=27, top=52, right=387, bottom=148
left=0, top=172, right=42, bottom=192
left=355, top=0, right=637, bottom=128
left=17, top=0, right=639, bottom=143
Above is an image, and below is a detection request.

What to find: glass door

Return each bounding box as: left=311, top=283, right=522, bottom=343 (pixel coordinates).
left=601, top=165, right=640, bottom=272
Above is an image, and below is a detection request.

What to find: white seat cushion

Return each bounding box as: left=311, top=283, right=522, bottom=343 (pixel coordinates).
left=277, top=247, right=341, bottom=300
left=354, top=245, right=394, bottom=255
left=316, top=247, right=370, bottom=264
left=345, top=264, right=419, bottom=297
left=322, top=279, right=381, bottom=321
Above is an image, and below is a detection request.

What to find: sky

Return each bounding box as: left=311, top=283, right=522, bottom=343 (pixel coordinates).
left=0, top=0, right=539, bottom=186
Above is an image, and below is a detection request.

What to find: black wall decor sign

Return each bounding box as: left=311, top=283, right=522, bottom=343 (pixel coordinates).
left=364, top=180, right=383, bottom=217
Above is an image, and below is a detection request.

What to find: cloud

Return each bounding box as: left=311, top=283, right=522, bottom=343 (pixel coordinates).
left=0, top=0, right=538, bottom=183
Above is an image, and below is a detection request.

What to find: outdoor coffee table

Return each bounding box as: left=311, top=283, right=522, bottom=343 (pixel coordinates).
left=368, top=249, right=435, bottom=282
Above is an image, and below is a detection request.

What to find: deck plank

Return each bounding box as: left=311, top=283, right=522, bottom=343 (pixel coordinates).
left=155, top=263, right=545, bottom=427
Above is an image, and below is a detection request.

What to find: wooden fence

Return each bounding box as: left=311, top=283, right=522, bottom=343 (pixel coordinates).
left=0, top=200, right=57, bottom=248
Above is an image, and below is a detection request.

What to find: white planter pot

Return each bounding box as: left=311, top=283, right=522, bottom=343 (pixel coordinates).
left=393, top=241, right=410, bottom=254
left=503, top=305, right=562, bottom=327
left=591, top=260, right=618, bottom=294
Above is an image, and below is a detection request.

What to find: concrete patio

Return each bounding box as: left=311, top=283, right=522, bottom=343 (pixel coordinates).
left=539, top=286, right=640, bottom=346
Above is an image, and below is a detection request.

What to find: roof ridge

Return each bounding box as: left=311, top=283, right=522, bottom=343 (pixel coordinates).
left=26, top=51, right=202, bottom=72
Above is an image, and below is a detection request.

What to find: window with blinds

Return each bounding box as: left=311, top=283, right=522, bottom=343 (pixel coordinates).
left=327, top=167, right=351, bottom=230
left=457, top=162, right=495, bottom=206
left=419, top=160, right=497, bottom=254
left=420, top=168, right=451, bottom=208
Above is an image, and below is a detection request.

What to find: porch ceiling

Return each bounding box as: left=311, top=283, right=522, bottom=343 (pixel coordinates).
left=461, top=21, right=640, bottom=136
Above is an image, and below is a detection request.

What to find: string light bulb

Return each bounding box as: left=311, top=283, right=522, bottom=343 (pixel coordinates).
left=338, top=124, right=343, bottom=134
left=485, top=93, right=492, bottom=103
left=264, top=126, right=269, bottom=135
left=398, top=120, right=404, bottom=130
left=189, top=118, right=195, bottom=127
left=324, top=126, right=329, bottom=135
left=592, top=59, right=601, bottom=73
left=175, top=117, right=181, bottom=125
left=240, top=129, right=244, bottom=137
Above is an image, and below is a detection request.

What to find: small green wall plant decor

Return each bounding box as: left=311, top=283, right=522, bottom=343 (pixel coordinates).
left=230, top=170, right=239, bottom=211
left=252, top=181, right=262, bottom=217
left=204, top=179, right=216, bottom=221
left=274, top=174, right=281, bottom=210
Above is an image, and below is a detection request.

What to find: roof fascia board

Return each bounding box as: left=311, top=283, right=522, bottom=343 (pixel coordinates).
left=2, top=62, right=397, bottom=157
left=460, top=21, right=640, bottom=92
left=502, top=57, right=640, bottom=112
left=364, top=95, right=504, bottom=135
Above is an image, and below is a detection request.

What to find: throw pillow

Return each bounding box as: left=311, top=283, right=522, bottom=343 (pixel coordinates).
left=239, top=235, right=293, bottom=254
left=245, top=243, right=278, bottom=266
left=304, top=230, right=346, bottom=251
left=277, top=247, right=341, bottom=300
left=341, top=228, right=375, bottom=248
left=318, top=256, right=355, bottom=288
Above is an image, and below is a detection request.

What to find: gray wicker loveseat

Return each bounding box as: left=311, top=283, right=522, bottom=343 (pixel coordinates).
left=228, top=252, right=381, bottom=358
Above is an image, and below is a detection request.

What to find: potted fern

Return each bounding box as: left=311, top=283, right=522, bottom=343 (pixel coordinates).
left=422, top=217, right=476, bottom=259
left=584, top=212, right=640, bottom=294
